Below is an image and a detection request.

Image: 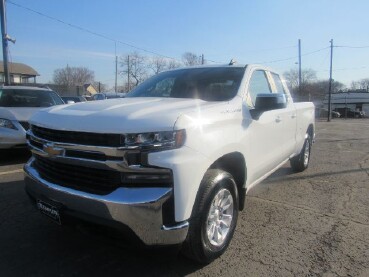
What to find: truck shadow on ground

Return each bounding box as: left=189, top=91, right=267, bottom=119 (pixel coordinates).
left=0, top=180, right=205, bottom=276
left=0, top=149, right=31, bottom=166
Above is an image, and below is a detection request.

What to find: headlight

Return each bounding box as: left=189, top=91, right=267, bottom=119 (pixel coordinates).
left=124, top=129, right=186, bottom=150
left=0, top=118, right=18, bottom=130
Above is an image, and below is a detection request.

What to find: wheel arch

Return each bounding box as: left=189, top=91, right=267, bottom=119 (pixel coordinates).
left=208, top=152, right=247, bottom=210
left=307, top=124, right=314, bottom=142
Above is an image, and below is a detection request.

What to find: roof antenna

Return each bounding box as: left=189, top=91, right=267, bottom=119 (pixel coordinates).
left=229, top=59, right=236, bottom=65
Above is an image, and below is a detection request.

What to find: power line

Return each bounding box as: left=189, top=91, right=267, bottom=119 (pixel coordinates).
left=301, top=47, right=330, bottom=56
left=206, top=45, right=298, bottom=64
left=259, top=55, right=296, bottom=64
left=7, top=0, right=181, bottom=62
left=317, top=50, right=330, bottom=69
left=317, top=66, right=367, bottom=72
left=335, top=45, right=369, bottom=49
left=258, top=46, right=329, bottom=65
left=249, top=45, right=296, bottom=52
left=247, top=45, right=298, bottom=54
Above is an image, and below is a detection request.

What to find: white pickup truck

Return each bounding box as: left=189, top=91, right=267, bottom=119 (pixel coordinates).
left=24, top=64, right=314, bottom=263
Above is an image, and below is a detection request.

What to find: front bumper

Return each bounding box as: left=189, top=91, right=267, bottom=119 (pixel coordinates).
left=0, top=125, right=27, bottom=149
left=24, top=157, right=188, bottom=245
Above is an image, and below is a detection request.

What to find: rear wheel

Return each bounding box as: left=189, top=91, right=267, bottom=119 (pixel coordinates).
left=290, top=134, right=311, bottom=172
left=181, top=169, right=238, bottom=264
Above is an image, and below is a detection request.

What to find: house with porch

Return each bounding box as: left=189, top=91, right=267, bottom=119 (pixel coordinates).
left=0, top=61, right=39, bottom=84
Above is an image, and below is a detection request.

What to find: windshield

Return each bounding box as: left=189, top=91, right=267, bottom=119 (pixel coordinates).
left=127, top=67, right=245, bottom=101
left=0, top=89, right=64, bottom=107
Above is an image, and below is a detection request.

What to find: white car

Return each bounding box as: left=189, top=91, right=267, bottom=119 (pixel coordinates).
left=0, top=86, right=64, bottom=149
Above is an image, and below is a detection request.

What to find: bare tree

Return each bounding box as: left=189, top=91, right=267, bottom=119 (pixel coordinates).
left=148, top=56, right=168, bottom=74
left=303, top=80, right=345, bottom=102
left=120, top=52, right=148, bottom=88
left=351, top=78, right=369, bottom=90
left=284, top=68, right=317, bottom=92
left=168, top=59, right=182, bottom=70
left=359, top=78, right=369, bottom=90
left=351, top=81, right=360, bottom=90
left=182, top=52, right=201, bottom=66
left=53, top=66, right=94, bottom=87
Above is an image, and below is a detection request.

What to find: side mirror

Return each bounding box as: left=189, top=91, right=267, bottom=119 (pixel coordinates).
left=67, top=100, right=75, bottom=104
left=250, top=93, right=287, bottom=119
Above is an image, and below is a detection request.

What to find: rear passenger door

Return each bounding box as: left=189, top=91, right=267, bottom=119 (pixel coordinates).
left=269, top=72, right=297, bottom=159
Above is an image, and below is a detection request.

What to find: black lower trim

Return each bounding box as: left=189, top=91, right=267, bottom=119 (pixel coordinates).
left=162, top=193, right=175, bottom=226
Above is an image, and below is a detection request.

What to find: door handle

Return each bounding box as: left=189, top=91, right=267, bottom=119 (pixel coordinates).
left=275, top=116, right=282, bottom=123
left=291, top=114, right=297, bottom=119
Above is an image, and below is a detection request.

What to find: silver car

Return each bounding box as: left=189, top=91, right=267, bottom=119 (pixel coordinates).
left=0, top=86, right=64, bottom=149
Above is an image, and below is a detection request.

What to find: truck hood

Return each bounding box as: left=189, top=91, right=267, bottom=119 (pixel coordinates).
left=30, top=97, right=218, bottom=133
left=0, top=107, right=48, bottom=122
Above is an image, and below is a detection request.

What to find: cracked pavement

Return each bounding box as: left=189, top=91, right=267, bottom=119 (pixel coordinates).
left=0, top=119, right=369, bottom=276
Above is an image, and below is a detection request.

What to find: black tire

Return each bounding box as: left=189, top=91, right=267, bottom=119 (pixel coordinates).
left=290, top=134, right=311, bottom=172
left=181, top=169, right=239, bottom=264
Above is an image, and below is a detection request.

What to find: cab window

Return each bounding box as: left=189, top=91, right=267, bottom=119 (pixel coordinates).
left=246, top=70, right=271, bottom=107
left=271, top=73, right=285, bottom=94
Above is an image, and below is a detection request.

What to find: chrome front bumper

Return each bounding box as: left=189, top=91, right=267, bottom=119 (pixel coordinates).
left=24, top=158, right=188, bottom=245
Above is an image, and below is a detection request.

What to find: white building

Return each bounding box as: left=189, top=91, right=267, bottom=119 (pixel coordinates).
left=324, top=91, right=369, bottom=115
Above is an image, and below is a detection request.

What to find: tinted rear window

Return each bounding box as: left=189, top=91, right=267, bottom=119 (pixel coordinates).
left=0, top=89, right=64, bottom=107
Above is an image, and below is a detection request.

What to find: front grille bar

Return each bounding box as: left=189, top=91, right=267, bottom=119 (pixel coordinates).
left=27, top=129, right=170, bottom=174
left=33, top=155, right=122, bottom=195
left=31, top=125, right=123, bottom=147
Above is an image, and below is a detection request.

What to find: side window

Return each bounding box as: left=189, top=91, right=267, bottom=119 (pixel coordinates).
left=271, top=73, right=285, bottom=94
left=247, top=70, right=271, bottom=107
left=49, top=92, right=64, bottom=105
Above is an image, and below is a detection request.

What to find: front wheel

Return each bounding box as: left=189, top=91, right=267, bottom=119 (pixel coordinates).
left=290, top=134, right=311, bottom=172
left=181, top=169, right=239, bottom=264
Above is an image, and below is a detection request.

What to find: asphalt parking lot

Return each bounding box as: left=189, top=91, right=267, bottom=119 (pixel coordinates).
left=1, top=119, right=369, bottom=276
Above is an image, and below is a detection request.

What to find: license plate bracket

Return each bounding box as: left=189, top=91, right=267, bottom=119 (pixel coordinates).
left=37, top=200, right=61, bottom=225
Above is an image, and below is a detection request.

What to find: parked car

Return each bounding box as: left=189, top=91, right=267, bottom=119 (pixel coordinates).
left=315, top=108, right=340, bottom=118
left=61, top=96, right=87, bottom=104
left=0, top=86, right=64, bottom=149
left=25, top=64, right=315, bottom=263
left=334, top=108, right=365, bottom=118
left=92, top=92, right=125, bottom=100
left=83, top=95, right=93, bottom=101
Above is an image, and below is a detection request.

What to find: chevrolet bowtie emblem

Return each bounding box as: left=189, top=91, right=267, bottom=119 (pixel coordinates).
left=43, top=143, right=64, bottom=157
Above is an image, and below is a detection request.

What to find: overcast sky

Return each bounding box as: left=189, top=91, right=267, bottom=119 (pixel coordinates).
left=5, top=0, right=369, bottom=88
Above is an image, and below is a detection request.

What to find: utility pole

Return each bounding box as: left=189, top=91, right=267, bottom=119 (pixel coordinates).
left=0, top=0, right=15, bottom=86
left=98, top=81, right=101, bottom=93
left=114, top=42, right=117, bottom=92
left=114, top=56, right=118, bottom=92
left=327, top=39, right=334, bottom=122
left=127, top=55, right=130, bottom=91
left=298, top=39, right=302, bottom=98
left=201, top=54, right=204, bottom=65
